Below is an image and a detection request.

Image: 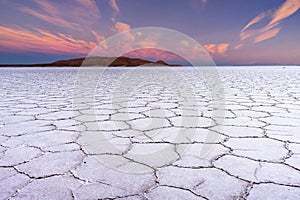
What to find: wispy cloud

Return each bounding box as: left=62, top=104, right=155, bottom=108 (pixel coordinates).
left=234, top=44, right=243, bottom=50
left=109, top=0, right=120, bottom=14
left=108, top=0, right=132, bottom=36
left=19, top=6, right=79, bottom=29
left=240, top=0, right=300, bottom=43
left=240, top=30, right=255, bottom=40
left=268, top=0, right=300, bottom=27
left=18, top=0, right=100, bottom=30
left=0, top=25, right=97, bottom=54
left=91, top=30, right=105, bottom=43
left=2, top=0, right=105, bottom=55
left=241, top=12, right=268, bottom=32
left=74, top=0, right=101, bottom=19
left=254, top=27, right=281, bottom=43
left=33, top=0, right=59, bottom=16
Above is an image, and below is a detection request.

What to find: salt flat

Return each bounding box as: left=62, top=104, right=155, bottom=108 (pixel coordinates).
left=0, top=66, right=299, bottom=199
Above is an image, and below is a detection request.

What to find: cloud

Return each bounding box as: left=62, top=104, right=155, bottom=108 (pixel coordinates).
left=115, top=21, right=131, bottom=33
left=113, top=21, right=134, bottom=43
left=204, top=44, right=217, bottom=54
left=242, top=12, right=268, bottom=32
left=0, top=25, right=97, bottom=54
left=217, top=44, right=229, bottom=54
left=0, top=0, right=107, bottom=57
left=204, top=43, right=229, bottom=55
left=234, top=44, right=243, bottom=50
left=268, top=0, right=300, bottom=27
left=18, top=0, right=100, bottom=30
left=109, top=0, right=120, bottom=14
left=91, top=30, right=106, bottom=43
left=33, top=0, right=59, bottom=16
left=240, top=30, right=256, bottom=40
left=254, top=27, right=281, bottom=43
left=73, top=0, right=101, bottom=19
left=19, top=6, right=78, bottom=29
left=201, top=0, right=207, bottom=6
left=240, top=0, right=300, bottom=43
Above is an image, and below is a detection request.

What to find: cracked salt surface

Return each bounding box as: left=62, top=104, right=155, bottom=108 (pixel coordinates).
left=0, top=66, right=300, bottom=199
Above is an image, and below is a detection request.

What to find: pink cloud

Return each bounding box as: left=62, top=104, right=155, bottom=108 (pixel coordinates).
left=0, top=25, right=97, bottom=54
left=268, top=0, right=300, bottom=27
left=254, top=27, right=281, bottom=43
left=204, top=44, right=217, bottom=54
left=240, top=30, right=256, bottom=40
left=33, top=0, right=59, bottom=16
left=204, top=43, right=229, bottom=55
left=240, top=0, right=300, bottom=43
left=234, top=44, right=243, bottom=50
left=217, top=44, right=229, bottom=54
left=115, top=21, right=131, bottom=33
left=242, top=12, right=268, bottom=32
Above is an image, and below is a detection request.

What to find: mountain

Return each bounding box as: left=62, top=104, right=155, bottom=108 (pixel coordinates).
left=0, top=57, right=181, bottom=67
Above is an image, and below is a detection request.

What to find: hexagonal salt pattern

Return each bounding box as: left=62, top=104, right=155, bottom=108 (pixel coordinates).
left=0, top=66, right=300, bottom=199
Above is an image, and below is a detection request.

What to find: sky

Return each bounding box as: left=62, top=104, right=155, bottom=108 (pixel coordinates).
left=0, top=0, right=299, bottom=65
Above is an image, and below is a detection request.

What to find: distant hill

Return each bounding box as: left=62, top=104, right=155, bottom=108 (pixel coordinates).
left=0, top=57, right=181, bottom=67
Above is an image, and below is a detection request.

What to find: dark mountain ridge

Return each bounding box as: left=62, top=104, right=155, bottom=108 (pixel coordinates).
left=0, top=56, right=181, bottom=67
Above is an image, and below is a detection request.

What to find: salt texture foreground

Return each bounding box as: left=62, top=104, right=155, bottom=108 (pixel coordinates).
left=0, top=66, right=299, bottom=199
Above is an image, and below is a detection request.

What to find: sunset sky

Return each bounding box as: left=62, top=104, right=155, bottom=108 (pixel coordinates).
left=0, top=0, right=299, bottom=65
